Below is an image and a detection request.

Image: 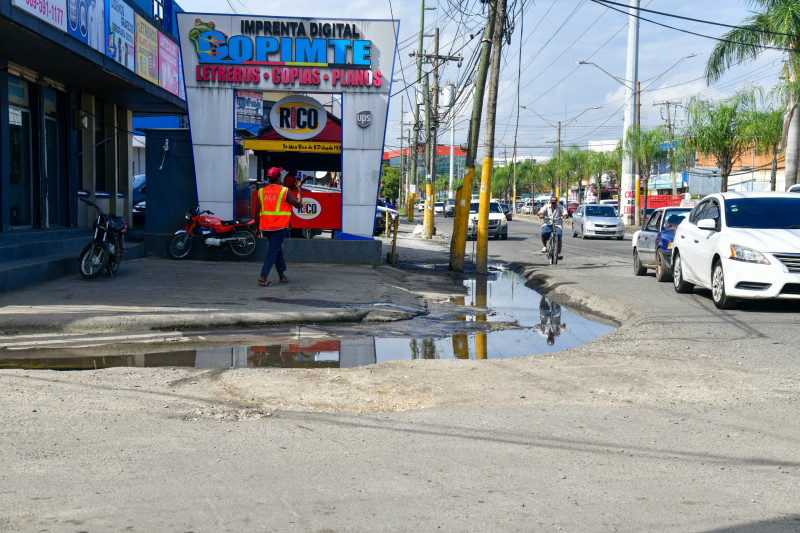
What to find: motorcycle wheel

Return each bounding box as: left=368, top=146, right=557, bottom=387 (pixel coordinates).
left=167, top=233, right=193, bottom=259
left=230, top=230, right=257, bottom=257
left=79, top=243, right=109, bottom=279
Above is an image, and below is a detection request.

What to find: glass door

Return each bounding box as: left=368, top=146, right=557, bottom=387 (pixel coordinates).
left=8, top=107, right=32, bottom=227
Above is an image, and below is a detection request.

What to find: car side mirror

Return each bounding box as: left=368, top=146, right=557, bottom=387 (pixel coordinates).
left=697, top=218, right=717, bottom=231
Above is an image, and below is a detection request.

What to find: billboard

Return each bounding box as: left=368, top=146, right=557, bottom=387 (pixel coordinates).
left=106, top=0, right=136, bottom=71
left=135, top=13, right=159, bottom=84
left=159, top=32, right=180, bottom=95
left=13, top=0, right=67, bottom=31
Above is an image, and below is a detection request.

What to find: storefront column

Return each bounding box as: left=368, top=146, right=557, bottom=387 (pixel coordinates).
left=78, top=93, right=94, bottom=227
left=117, top=107, right=133, bottom=221
left=0, top=61, right=10, bottom=232
left=67, top=88, right=81, bottom=229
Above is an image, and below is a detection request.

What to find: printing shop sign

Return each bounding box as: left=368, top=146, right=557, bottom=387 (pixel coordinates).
left=178, top=15, right=397, bottom=95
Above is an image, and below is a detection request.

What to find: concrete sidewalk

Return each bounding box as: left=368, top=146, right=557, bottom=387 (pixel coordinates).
left=0, top=219, right=460, bottom=335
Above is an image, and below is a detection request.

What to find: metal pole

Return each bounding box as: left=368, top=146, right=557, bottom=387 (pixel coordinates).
left=408, top=0, right=426, bottom=223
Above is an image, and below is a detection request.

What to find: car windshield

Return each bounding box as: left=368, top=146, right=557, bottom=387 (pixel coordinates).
left=469, top=202, right=502, bottom=214
left=662, top=209, right=690, bottom=231
left=133, top=175, right=145, bottom=189
left=585, top=205, right=618, bottom=217
left=725, top=197, right=800, bottom=229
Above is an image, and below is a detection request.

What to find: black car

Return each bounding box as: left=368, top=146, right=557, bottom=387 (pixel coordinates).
left=499, top=202, right=512, bottom=221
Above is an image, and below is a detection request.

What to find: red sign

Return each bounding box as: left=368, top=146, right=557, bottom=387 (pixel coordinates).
left=291, top=188, right=341, bottom=229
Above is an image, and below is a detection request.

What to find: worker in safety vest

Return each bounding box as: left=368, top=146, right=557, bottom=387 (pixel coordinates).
left=256, top=166, right=303, bottom=287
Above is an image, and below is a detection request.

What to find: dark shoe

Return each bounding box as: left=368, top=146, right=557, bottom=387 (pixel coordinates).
left=557, top=255, right=564, bottom=260
left=279, top=276, right=289, bottom=284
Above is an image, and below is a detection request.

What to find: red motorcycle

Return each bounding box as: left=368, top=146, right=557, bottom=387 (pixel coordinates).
left=167, top=205, right=257, bottom=259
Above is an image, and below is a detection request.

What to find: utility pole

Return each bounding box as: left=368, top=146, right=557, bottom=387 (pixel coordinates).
left=476, top=0, right=508, bottom=275
left=620, top=0, right=640, bottom=227
left=655, top=99, right=680, bottom=194
left=423, top=72, right=433, bottom=237
left=398, top=98, right=405, bottom=210
left=449, top=0, right=498, bottom=271
left=412, top=29, right=461, bottom=238
left=407, top=0, right=428, bottom=223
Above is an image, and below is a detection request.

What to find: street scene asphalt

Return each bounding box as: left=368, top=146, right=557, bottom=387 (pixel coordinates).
left=2, top=215, right=800, bottom=532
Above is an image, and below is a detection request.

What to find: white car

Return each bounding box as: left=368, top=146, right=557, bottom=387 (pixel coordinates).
left=671, top=192, right=800, bottom=309
left=434, top=201, right=444, bottom=214
left=571, top=203, right=625, bottom=239
left=466, top=200, right=508, bottom=240
left=789, top=184, right=800, bottom=193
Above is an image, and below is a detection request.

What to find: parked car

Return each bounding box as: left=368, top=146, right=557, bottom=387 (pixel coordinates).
left=444, top=198, right=455, bottom=217
left=132, top=173, right=146, bottom=225
left=789, top=184, right=800, bottom=193
left=434, top=201, right=444, bottom=214
left=571, top=204, right=625, bottom=239
left=499, top=202, right=512, bottom=221
left=671, top=192, right=800, bottom=309
left=599, top=199, right=619, bottom=206
left=466, top=200, right=508, bottom=240
left=375, top=204, right=399, bottom=235
left=631, top=207, right=692, bottom=281
left=567, top=202, right=580, bottom=217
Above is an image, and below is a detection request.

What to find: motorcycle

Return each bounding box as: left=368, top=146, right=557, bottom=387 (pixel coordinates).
left=167, top=205, right=257, bottom=259
left=78, top=197, right=127, bottom=279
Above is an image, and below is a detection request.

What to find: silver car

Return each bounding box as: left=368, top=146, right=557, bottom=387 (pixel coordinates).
left=571, top=203, right=625, bottom=240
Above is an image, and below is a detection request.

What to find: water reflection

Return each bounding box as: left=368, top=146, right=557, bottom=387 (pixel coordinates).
left=1, top=270, right=615, bottom=370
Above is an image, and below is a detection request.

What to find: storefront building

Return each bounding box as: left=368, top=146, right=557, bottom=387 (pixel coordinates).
left=0, top=0, right=186, bottom=234
left=176, top=12, right=398, bottom=240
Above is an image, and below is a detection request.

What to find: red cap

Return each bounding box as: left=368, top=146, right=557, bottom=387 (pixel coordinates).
left=266, top=167, right=283, bottom=179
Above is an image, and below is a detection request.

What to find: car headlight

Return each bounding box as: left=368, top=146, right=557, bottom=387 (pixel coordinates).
left=585, top=221, right=595, bottom=228
left=729, top=244, right=770, bottom=264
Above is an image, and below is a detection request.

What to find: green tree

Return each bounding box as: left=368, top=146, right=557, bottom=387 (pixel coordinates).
left=686, top=89, right=755, bottom=192
left=625, top=125, right=668, bottom=223
left=380, top=164, right=400, bottom=201
left=586, top=150, right=610, bottom=203
left=743, top=106, right=784, bottom=190
left=704, top=0, right=800, bottom=189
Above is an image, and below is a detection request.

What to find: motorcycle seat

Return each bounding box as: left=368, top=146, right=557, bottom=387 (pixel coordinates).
left=221, top=218, right=254, bottom=225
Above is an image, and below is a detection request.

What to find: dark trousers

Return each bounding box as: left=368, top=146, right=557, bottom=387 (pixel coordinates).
left=260, top=229, right=287, bottom=279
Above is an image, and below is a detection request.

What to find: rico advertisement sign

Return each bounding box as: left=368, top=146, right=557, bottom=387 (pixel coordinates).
left=268, top=95, right=326, bottom=140
left=290, top=189, right=341, bottom=230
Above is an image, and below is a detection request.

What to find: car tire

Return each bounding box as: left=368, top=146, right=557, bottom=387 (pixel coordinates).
left=711, top=260, right=736, bottom=309
left=633, top=248, right=647, bottom=276
left=581, top=228, right=587, bottom=239
left=655, top=251, right=671, bottom=282
left=572, top=228, right=577, bottom=238
left=672, top=251, right=694, bottom=294
left=616, top=235, right=624, bottom=240
left=501, top=233, right=508, bottom=240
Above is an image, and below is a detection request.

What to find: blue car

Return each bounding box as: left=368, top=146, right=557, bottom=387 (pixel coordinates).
left=631, top=206, right=692, bottom=281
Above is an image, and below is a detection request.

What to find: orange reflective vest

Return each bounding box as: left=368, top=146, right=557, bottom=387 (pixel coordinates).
left=258, top=184, right=292, bottom=231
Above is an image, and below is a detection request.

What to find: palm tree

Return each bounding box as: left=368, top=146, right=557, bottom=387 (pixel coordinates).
left=686, top=89, right=755, bottom=193
left=704, top=0, right=800, bottom=189
left=744, top=106, right=784, bottom=190
left=586, top=150, right=610, bottom=203
left=624, top=125, right=668, bottom=225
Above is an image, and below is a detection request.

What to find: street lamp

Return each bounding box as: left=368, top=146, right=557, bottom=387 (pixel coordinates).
left=520, top=105, right=601, bottom=202
left=575, top=54, right=696, bottom=225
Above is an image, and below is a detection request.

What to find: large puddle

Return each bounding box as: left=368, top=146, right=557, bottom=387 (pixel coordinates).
left=1, top=270, right=615, bottom=370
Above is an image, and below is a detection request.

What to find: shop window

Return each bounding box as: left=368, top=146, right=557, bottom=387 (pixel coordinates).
left=8, top=107, right=33, bottom=227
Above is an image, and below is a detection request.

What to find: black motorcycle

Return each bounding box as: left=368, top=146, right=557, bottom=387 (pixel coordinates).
left=78, top=197, right=127, bottom=279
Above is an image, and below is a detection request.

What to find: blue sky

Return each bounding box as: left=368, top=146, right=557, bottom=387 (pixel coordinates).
left=179, top=0, right=784, bottom=160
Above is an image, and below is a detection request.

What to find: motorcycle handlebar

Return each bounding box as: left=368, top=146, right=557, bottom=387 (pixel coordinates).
left=79, top=197, right=101, bottom=212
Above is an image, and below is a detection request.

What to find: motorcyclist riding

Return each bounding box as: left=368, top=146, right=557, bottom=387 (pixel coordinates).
left=538, top=196, right=565, bottom=260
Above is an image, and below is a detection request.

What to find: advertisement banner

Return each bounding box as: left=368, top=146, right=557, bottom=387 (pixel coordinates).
left=235, top=90, right=263, bottom=128
left=158, top=32, right=180, bottom=95
left=106, top=0, right=135, bottom=71
left=135, top=13, right=159, bottom=85
left=178, top=53, right=186, bottom=100
left=66, top=0, right=104, bottom=52
left=13, top=0, right=67, bottom=31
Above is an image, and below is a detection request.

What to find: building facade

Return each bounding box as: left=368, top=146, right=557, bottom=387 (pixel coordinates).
left=0, top=0, right=185, bottom=233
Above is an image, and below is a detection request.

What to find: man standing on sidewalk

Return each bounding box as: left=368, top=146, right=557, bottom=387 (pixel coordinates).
left=256, top=167, right=303, bottom=287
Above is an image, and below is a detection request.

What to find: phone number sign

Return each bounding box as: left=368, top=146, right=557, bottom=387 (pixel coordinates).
left=13, top=0, right=67, bottom=31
